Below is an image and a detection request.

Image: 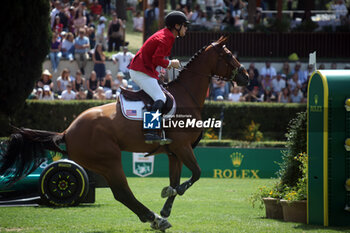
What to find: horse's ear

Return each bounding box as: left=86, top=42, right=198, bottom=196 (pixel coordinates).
left=217, top=35, right=229, bottom=45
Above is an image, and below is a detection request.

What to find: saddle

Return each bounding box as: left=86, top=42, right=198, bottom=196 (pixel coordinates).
left=120, top=86, right=174, bottom=114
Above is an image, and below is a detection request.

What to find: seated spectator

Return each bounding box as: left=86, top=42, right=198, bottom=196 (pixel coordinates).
left=287, top=73, right=301, bottom=91
left=53, top=15, right=63, bottom=34
left=101, top=70, right=113, bottom=92
left=211, top=77, right=230, bottom=100
left=96, top=16, right=107, bottom=47
left=243, top=86, right=261, bottom=102
left=76, top=87, right=87, bottom=100
left=74, top=28, right=90, bottom=75
left=246, top=63, right=260, bottom=92
left=40, top=85, right=54, bottom=100
left=190, top=4, right=201, bottom=22
left=318, top=64, right=326, bottom=69
left=291, top=62, right=306, bottom=84
left=87, top=70, right=99, bottom=99
left=290, top=87, right=304, bottom=103
left=271, top=72, right=286, bottom=96
left=61, top=84, right=76, bottom=100
left=56, top=68, right=72, bottom=95
left=228, top=86, right=243, bottom=102
left=93, top=86, right=106, bottom=100
left=61, top=32, right=75, bottom=61
left=36, top=88, right=43, bottom=100
left=73, top=70, right=85, bottom=93
left=92, top=43, right=106, bottom=81
left=221, top=10, right=235, bottom=30
left=303, top=64, right=314, bottom=81
left=37, top=69, right=54, bottom=91
left=133, top=11, right=143, bottom=32
left=278, top=87, right=291, bottom=103
left=280, top=61, right=292, bottom=80
left=262, top=86, right=276, bottom=102
left=49, top=31, right=62, bottom=73
left=261, top=74, right=273, bottom=93
left=332, top=0, right=348, bottom=20
left=260, top=61, right=277, bottom=81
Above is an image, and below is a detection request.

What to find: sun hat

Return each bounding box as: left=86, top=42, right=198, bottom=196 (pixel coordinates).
left=42, top=69, right=52, bottom=79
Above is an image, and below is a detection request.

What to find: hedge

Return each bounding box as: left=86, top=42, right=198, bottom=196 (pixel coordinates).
left=0, top=100, right=306, bottom=140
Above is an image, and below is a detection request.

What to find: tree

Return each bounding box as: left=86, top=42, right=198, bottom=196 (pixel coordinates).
left=0, top=0, right=51, bottom=117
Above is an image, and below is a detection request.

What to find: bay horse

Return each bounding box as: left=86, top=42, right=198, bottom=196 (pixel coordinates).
left=0, top=36, right=249, bottom=231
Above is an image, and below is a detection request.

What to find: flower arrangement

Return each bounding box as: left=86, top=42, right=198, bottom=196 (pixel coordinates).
left=250, top=112, right=307, bottom=210
left=244, top=120, right=263, bottom=142
left=203, top=128, right=218, bottom=140
left=282, top=152, right=307, bottom=202
left=249, top=181, right=284, bottom=209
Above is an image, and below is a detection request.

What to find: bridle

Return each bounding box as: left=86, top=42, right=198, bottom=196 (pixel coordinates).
left=173, top=42, right=244, bottom=107
left=176, top=43, right=243, bottom=82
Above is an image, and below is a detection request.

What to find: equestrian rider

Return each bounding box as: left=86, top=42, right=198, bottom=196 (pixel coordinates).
left=128, top=11, right=190, bottom=144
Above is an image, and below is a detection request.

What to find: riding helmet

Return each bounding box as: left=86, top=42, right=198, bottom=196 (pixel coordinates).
left=165, top=11, right=190, bottom=29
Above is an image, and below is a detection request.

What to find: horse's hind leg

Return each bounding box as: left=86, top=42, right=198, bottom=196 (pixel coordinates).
left=160, top=153, right=183, bottom=218
left=103, top=155, right=172, bottom=231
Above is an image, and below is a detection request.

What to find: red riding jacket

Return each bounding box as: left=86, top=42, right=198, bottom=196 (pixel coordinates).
left=129, top=28, right=175, bottom=80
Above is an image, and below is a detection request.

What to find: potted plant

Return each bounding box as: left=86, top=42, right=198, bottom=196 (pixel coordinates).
left=250, top=112, right=307, bottom=222
left=280, top=153, right=307, bottom=224
left=250, top=182, right=284, bottom=219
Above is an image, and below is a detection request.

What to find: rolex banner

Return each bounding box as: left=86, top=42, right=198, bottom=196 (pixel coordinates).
left=123, top=148, right=283, bottom=179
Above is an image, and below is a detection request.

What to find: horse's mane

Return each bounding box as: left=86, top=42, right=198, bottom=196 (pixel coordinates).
left=166, top=44, right=208, bottom=86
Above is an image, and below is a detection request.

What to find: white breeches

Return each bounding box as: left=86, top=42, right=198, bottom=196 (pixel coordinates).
left=129, top=69, right=166, bottom=103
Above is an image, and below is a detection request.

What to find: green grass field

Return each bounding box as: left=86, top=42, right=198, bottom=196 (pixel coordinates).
left=0, top=178, right=348, bottom=233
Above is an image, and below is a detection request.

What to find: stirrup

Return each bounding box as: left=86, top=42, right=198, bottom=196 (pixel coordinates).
left=144, top=133, right=161, bottom=144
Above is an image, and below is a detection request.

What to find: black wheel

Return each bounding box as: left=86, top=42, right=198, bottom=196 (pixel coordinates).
left=39, top=159, right=89, bottom=206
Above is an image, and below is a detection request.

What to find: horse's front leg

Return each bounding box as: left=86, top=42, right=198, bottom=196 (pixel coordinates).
left=160, top=153, right=183, bottom=218
left=165, top=145, right=201, bottom=197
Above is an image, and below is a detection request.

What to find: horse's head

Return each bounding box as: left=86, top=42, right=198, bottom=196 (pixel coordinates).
left=209, top=36, right=250, bottom=86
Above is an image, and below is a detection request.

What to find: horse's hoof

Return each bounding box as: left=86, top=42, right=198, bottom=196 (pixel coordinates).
left=151, top=215, right=172, bottom=232
left=161, top=186, right=177, bottom=198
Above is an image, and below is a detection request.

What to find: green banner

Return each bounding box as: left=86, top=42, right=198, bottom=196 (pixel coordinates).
left=122, top=147, right=284, bottom=179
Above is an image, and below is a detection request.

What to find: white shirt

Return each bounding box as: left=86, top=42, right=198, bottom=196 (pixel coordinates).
left=61, top=90, right=76, bottom=100
left=62, top=39, right=74, bottom=51
left=50, top=8, right=60, bottom=28
left=260, top=66, right=277, bottom=78
left=96, top=23, right=105, bottom=36
left=56, top=76, right=70, bottom=91
left=112, top=52, right=135, bottom=73
left=133, top=17, right=143, bottom=31
left=228, top=93, right=242, bottom=102
left=271, top=78, right=286, bottom=93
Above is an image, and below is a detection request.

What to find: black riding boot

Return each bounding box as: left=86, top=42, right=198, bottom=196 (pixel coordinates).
left=144, top=100, right=171, bottom=144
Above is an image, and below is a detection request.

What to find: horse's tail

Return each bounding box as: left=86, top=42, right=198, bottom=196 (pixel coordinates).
left=0, top=127, right=67, bottom=185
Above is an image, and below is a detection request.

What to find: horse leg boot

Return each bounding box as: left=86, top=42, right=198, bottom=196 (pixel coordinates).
left=144, top=100, right=171, bottom=144
left=160, top=153, right=182, bottom=218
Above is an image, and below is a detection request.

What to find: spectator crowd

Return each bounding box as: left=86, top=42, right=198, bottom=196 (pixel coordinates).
left=31, top=0, right=350, bottom=103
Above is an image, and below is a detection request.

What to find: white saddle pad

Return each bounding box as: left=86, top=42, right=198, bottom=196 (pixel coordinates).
left=119, top=94, right=176, bottom=121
